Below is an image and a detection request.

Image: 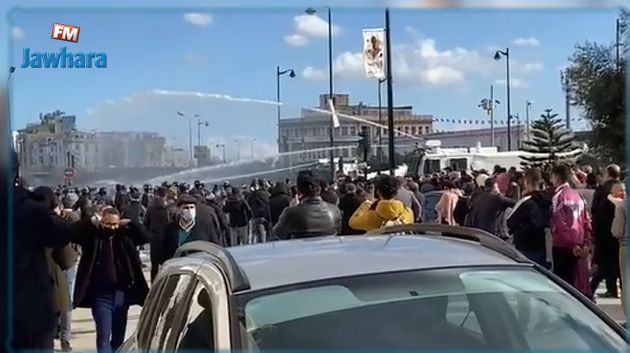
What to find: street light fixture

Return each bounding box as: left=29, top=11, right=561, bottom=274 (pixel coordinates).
left=525, top=100, right=534, bottom=141
left=494, top=47, right=512, bottom=151
left=305, top=6, right=335, bottom=181
left=176, top=111, right=197, bottom=166
left=276, top=66, right=296, bottom=155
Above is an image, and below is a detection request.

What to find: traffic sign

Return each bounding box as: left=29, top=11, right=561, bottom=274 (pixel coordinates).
left=63, top=167, right=76, bottom=178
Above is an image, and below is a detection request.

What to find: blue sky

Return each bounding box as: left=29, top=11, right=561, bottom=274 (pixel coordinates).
left=5, top=2, right=620, bottom=157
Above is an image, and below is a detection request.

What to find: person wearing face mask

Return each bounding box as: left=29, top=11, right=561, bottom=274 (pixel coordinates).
left=158, top=194, right=221, bottom=266
left=69, top=206, right=149, bottom=353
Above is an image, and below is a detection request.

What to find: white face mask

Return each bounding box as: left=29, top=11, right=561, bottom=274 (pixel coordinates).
left=181, top=208, right=196, bottom=222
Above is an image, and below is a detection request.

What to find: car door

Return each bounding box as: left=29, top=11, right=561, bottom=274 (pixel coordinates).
left=136, top=271, right=196, bottom=353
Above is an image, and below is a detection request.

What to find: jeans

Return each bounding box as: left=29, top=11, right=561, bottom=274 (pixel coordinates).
left=91, top=290, right=129, bottom=353
left=250, top=218, right=267, bottom=244
left=230, top=226, right=248, bottom=246
left=58, top=266, right=76, bottom=342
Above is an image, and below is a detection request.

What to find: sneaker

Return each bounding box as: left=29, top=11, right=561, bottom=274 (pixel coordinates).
left=61, top=340, right=72, bottom=352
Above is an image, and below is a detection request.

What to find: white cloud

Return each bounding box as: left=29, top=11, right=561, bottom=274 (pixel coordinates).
left=513, top=37, right=540, bottom=47
left=302, top=66, right=326, bottom=81
left=494, top=78, right=528, bottom=90
left=302, top=32, right=546, bottom=88
left=284, top=13, right=339, bottom=47
left=284, top=34, right=308, bottom=47
left=11, top=26, right=25, bottom=40
left=292, top=14, right=340, bottom=38
left=183, top=13, right=213, bottom=27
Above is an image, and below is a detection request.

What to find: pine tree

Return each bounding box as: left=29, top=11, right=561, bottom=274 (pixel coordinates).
left=520, top=109, right=579, bottom=168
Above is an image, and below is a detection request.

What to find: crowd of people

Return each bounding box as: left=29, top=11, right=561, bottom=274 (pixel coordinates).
left=11, top=142, right=629, bottom=352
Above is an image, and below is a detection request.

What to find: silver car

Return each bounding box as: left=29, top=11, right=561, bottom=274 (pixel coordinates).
left=119, top=224, right=627, bottom=352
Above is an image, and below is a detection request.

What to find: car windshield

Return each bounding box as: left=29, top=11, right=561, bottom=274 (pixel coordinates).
left=236, top=267, right=626, bottom=351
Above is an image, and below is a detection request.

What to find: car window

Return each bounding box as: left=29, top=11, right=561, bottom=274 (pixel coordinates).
left=176, top=282, right=215, bottom=352
left=137, top=276, right=166, bottom=350
left=142, top=273, right=194, bottom=353
left=237, top=267, right=626, bottom=351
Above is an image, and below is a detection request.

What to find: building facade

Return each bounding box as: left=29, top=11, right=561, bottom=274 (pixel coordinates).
left=16, top=111, right=168, bottom=181
left=278, top=94, right=434, bottom=161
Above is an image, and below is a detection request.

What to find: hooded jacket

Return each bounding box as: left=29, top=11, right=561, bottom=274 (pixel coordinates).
left=349, top=199, right=414, bottom=232
left=269, top=183, right=293, bottom=225
left=551, top=183, right=592, bottom=249
left=506, top=190, right=552, bottom=253
left=223, top=192, right=251, bottom=228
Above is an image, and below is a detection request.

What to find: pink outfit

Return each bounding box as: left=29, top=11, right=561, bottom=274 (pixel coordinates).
left=551, top=183, right=592, bottom=249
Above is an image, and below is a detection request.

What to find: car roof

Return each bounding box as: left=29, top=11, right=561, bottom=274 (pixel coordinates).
left=226, top=235, right=521, bottom=292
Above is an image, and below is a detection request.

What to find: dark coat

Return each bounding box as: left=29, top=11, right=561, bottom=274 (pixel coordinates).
left=46, top=244, right=78, bottom=314
left=158, top=215, right=222, bottom=266
left=247, top=189, right=271, bottom=220
left=12, top=186, right=71, bottom=339
left=269, top=184, right=292, bottom=226
left=338, top=192, right=365, bottom=235
left=506, top=191, right=552, bottom=253
left=123, top=201, right=145, bottom=225
left=143, top=198, right=169, bottom=239
left=467, top=189, right=516, bottom=235
left=592, top=180, right=618, bottom=248
left=70, top=218, right=149, bottom=308
left=206, top=200, right=230, bottom=245
left=273, top=197, right=342, bottom=239
left=223, top=194, right=251, bottom=228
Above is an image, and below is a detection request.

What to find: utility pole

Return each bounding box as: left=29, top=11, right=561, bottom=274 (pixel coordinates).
left=561, top=70, right=571, bottom=129
left=490, top=85, right=495, bottom=147
left=385, top=8, right=396, bottom=175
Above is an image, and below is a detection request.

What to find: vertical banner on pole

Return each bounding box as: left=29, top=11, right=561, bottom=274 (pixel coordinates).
left=362, top=28, right=386, bottom=79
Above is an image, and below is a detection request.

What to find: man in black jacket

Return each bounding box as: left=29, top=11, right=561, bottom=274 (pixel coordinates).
left=507, top=168, right=551, bottom=268
left=247, top=179, right=272, bottom=243
left=143, top=186, right=169, bottom=282
left=12, top=151, right=72, bottom=352
left=158, top=194, right=221, bottom=266
left=70, top=206, right=148, bottom=353
left=269, top=182, right=292, bottom=227
left=338, top=183, right=364, bottom=235
left=591, top=164, right=622, bottom=298
left=203, top=193, right=230, bottom=247
left=223, top=188, right=251, bottom=246
left=468, top=177, right=516, bottom=237
left=274, top=174, right=341, bottom=239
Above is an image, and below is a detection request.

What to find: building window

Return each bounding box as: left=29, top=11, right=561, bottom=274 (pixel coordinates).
left=404, top=126, right=410, bottom=135
left=350, top=127, right=356, bottom=135
left=425, top=126, right=430, bottom=134
left=412, top=126, right=417, bottom=135
left=341, top=126, right=348, bottom=136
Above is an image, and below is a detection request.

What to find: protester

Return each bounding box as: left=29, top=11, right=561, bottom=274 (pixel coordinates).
left=395, top=176, right=422, bottom=222
left=591, top=164, right=622, bottom=298
left=12, top=152, right=72, bottom=352
left=70, top=206, right=149, bottom=353
left=350, top=174, right=413, bottom=232
left=268, top=182, right=292, bottom=227
left=223, top=188, right=252, bottom=246
left=550, top=164, right=592, bottom=296
left=338, top=183, right=365, bottom=235
left=435, top=181, right=459, bottom=225
left=609, top=180, right=626, bottom=325
left=273, top=173, right=341, bottom=239
left=247, top=179, right=272, bottom=243
left=467, top=177, right=516, bottom=237
left=143, top=186, right=170, bottom=282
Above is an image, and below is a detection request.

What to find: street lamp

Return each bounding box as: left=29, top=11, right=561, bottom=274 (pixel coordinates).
left=276, top=66, right=295, bottom=150
left=176, top=111, right=198, bottom=166
left=377, top=77, right=387, bottom=164
left=305, top=6, right=335, bottom=181
left=525, top=100, right=534, bottom=141
left=196, top=119, right=209, bottom=147
left=494, top=47, right=512, bottom=151
left=215, top=143, right=226, bottom=164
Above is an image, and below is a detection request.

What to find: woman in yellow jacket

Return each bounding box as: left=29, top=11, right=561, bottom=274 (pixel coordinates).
left=350, top=175, right=414, bottom=232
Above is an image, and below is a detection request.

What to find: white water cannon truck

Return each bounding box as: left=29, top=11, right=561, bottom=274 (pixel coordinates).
left=410, top=140, right=586, bottom=176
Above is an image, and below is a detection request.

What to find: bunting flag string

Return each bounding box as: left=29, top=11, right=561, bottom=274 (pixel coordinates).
left=432, top=117, right=586, bottom=125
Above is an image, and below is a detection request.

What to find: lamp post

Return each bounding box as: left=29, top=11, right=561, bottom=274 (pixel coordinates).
left=215, top=143, right=226, bottom=164
left=525, top=100, right=533, bottom=141
left=176, top=111, right=198, bottom=167
left=377, top=77, right=386, bottom=164
left=494, top=48, right=512, bottom=151
left=196, top=119, right=209, bottom=147
left=385, top=8, right=396, bottom=175
left=276, top=66, right=296, bottom=152
left=306, top=6, right=335, bottom=181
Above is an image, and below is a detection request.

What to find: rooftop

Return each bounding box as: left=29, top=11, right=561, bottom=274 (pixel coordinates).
left=226, top=235, right=519, bottom=291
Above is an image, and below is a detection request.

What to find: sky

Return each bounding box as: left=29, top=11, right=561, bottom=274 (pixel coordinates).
left=4, top=2, right=620, bottom=159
